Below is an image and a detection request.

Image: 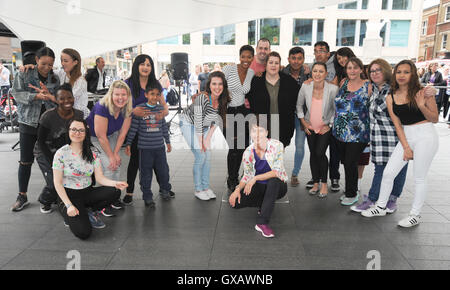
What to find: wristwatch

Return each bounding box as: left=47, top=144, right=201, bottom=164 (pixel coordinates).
left=65, top=203, right=72, bottom=209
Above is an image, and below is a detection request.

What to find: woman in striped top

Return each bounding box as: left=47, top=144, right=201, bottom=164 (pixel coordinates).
left=222, top=45, right=255, bottom=192
left=179, top=71, right=230, bottom=200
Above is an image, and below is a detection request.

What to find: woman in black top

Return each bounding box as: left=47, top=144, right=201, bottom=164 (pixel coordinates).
left=246, top=52, right=300, bottom=148
left=362, top=60, right=439, bottom=228
left=35, top=83, right=84, bottom=213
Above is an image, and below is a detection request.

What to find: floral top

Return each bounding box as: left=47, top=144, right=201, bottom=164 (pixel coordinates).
left=241, top=139, right=288, bottom=184
left=52, top=144, right=101, bottom=189
left=332, top=79, right=370, bottom=143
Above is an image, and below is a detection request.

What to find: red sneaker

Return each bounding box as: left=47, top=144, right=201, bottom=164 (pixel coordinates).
left=255, top=224, right=275, bottom=238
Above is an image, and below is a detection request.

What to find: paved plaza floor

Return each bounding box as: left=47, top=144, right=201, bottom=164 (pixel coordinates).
left=0, top=114, right=449, bottom=270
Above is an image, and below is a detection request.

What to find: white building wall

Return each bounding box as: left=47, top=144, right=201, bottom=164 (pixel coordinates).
left=142, top=0, right=423, bottom=76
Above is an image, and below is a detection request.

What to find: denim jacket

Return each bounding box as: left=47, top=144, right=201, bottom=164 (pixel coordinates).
left=12, top=68, right=59, bottom=128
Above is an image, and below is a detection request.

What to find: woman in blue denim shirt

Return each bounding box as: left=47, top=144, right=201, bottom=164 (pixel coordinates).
left=332, top=57, right=371, bottom=206
left=10, top=47, right=60, bottom=212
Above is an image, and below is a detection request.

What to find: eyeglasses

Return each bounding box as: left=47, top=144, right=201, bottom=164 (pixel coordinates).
left=370, top=68, right=383, bottom=74
left=69, top=128, right=86, bottom=134
left=314, top=50, right=328, bottom=55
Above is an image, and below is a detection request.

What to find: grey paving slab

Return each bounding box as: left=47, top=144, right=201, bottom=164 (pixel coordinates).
left=0, top=119, right=449, bottom=269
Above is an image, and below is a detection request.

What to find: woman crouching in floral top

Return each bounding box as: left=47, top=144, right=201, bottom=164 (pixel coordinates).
left=228, top=120, right=288, bottom=238
left=53, top=118, right=128, bottom=239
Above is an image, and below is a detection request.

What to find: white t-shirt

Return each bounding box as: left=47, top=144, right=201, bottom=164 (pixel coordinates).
left=52, top=144, right=101, bottom=190
left=0, top=67, right=11, bottom=87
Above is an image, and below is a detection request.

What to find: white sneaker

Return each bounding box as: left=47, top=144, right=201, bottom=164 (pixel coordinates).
left=194, top=191, right=210, bottom=201
left=203, top=189, right=216, bottom=199
left=398, top=215, right=421, bottom=228
left=361, top=205, right=387, bottom=217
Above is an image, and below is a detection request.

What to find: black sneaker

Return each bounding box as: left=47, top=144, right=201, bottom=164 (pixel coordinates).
left=122, top=194, right=133, bottom=205
left=144, top=200, right=156, bottom=208
left=11, top=194, right=30, bottom=212
left=100, top=206, right=116, bottom=217
left=306, top=179, right=314, bottom=189
left=331, top=179, right=340, bottom=192
left=160, top=190, right=176, bottom=199
left=40, top=203, right=53, bottom=214
left=159, top=190, right=171, bottom=201
left=111, top=199, right=124, bottom=210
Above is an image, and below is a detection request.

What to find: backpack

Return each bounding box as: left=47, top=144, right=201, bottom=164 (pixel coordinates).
left=166, top=87, right=179, bottom=106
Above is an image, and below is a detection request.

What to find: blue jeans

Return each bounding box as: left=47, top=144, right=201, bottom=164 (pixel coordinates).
left=180, top=120, right=211, bottom=192
left=292, top=116, right=306, bottom=176
left=368, top=163, right=408, bottom=202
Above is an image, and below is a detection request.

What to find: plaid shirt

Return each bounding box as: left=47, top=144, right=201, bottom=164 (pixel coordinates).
left=369, top=83, right=398, bottom=165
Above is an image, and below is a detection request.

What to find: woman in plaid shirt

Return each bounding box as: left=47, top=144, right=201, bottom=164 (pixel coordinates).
left=351, top=59, right=408, bottom=213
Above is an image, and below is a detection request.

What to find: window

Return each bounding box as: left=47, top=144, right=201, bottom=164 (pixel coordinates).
left=293, top=19, right=313, bottom=46
left=382, top=0, right=411, bottom=10
left=248, top=20, right=256, bottom=45
left=392, top=0, right=411, bottom=10
left=338, top=0, right=368, bottom=9
left=337, top=20, right=368, bottom=47
left=215, top=24, right=235, bottom=45
left=203, top=30, right=211, bottom=45
left=336, top=20, right=356, bottom=46
left=317, top=20, right=324, bottom=42
left=389, top=20, right=410, bottom=47
left=182, top=34, right=190, bottom=45
left=359, top=20, right=367, bottom=46
left=446, top=6, right=450, bottom=22
left=338, top=1, right=357, bottom=9
left=422, top=20, right=428, bottom=36
left=293, top=19, right=324, bottom=46
left=380, top=21, right=387, bottom=46
left=259, top=18, right=280, bottom=45
left=157, top=36, right=179, bottom=45
left=362, top=0, right=369, bottom=9
left=442, top=34, right=448, bottom=50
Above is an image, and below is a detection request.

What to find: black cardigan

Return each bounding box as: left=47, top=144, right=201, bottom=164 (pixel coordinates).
left=246, top=72, right=300, bottom=147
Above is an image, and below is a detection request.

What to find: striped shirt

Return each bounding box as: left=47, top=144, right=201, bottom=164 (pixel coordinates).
left=181, top=94, right=222, bottom=135
left=222, top=64, right=254, bottom=107
left=369, top=82, right=398, bottom=165
left=126, top=104, right=170, bottom=150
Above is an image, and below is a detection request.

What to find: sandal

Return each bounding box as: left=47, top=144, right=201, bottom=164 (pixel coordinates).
left=318, top=192, right=328, bottom=198
left=309, top=188, right=319, bottom=195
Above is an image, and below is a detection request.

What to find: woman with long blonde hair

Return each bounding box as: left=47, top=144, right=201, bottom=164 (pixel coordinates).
left=86, top=80, right=133, bottom=215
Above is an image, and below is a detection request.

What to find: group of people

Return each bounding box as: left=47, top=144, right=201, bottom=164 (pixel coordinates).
left=8, top=38, right=440, bottom=240
left=418, top=62, right=450, bottom=126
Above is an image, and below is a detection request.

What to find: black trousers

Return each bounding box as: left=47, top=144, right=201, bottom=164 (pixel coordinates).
left=58, top=186, right=120, bottom=240
left=329, top=134, right=341, bottom=180
left=36, top=154, right=58, bottom=206
left=232, top=178, right=287, bottom=225
left=306, top=131, right=330, bottom=183
left=18, top=128, right=37, bottom=193
left=224, top=105, right=250, bottom=187
left=336, top=140, right=368, bottom=197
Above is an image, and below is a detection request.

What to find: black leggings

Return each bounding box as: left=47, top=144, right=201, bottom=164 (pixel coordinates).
left=18, top=130, right=37, bottom=193
left=232, top=178, right=287, bottom=225
left=306, top=131, right=330, bottom=183
left=336, top=140, right=368, bottom=197
left=58, top=186, right=120, bottom=240
left=224, top=105, right=250, bottom=186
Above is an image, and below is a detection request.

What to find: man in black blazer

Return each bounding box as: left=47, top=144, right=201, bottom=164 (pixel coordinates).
left=85, top=57, right=106, bottom=93
left=246, top=52, right=300, bottom=148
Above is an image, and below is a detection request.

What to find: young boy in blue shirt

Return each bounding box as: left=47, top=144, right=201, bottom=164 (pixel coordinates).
left=125, top=83, right=173, bottom=208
